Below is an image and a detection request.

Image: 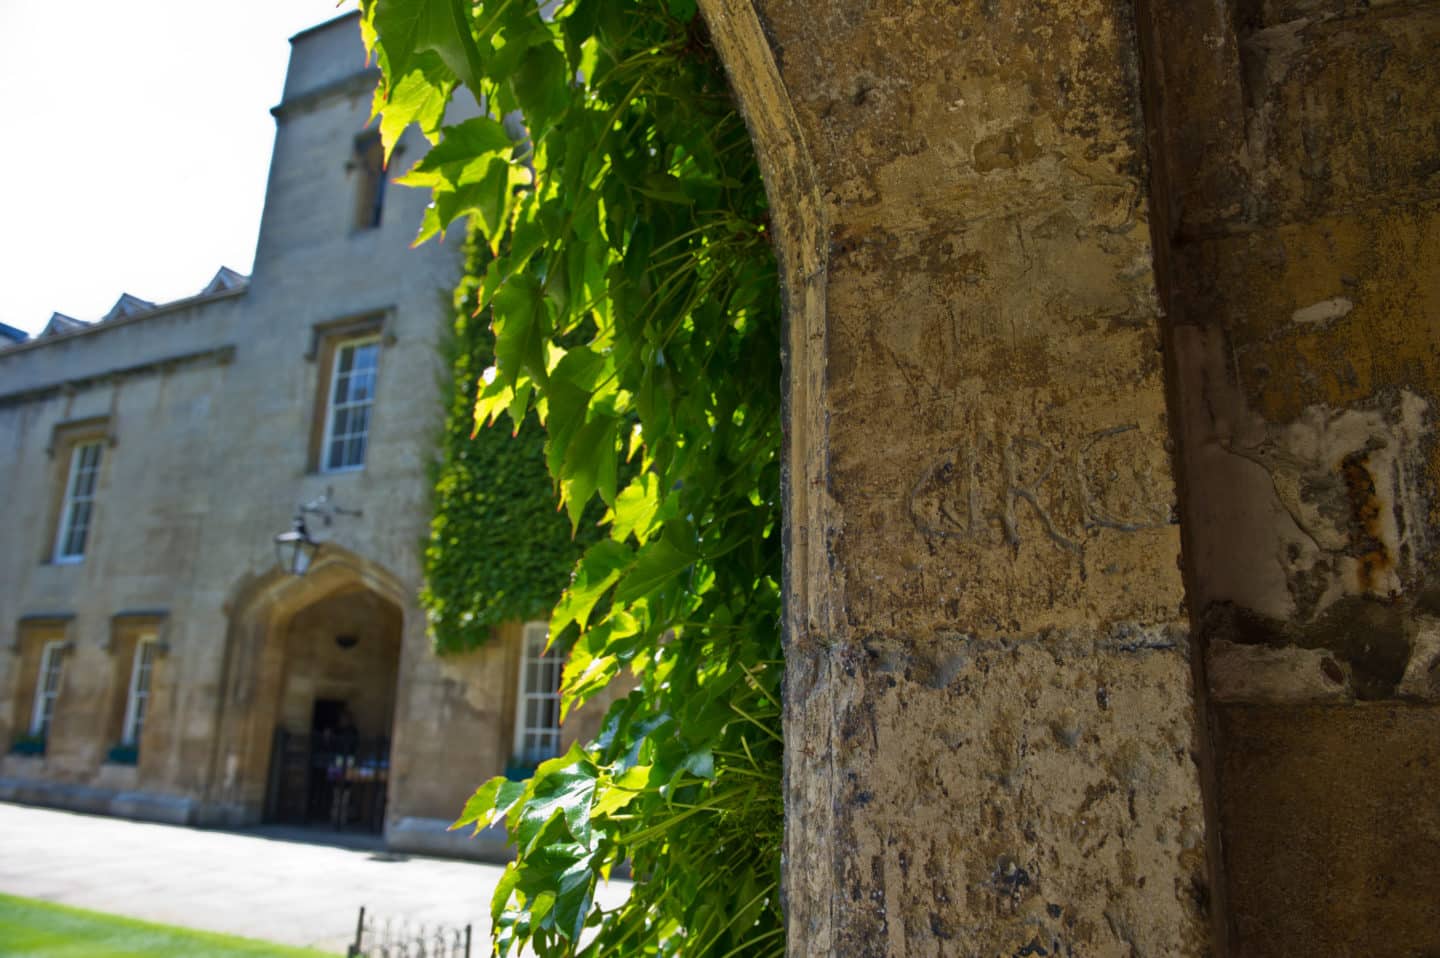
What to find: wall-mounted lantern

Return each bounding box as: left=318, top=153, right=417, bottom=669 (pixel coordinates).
left=273, top=488, right=362, bottom=576
left=274, top=517, right=320, bottom=576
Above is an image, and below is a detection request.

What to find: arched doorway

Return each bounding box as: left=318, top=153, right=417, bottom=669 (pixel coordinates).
left=207, top=549, right=406, bottom=832
left=262, top=584, right=401, bottom=831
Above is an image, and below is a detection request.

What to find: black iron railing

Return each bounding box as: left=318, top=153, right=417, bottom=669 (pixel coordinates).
left=347, top=906, right=471, bottom=958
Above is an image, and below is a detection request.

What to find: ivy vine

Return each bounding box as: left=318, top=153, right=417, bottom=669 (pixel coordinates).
left=423, top=234, right=602, bottom=654
left=363, top=0, right=784, bottom=954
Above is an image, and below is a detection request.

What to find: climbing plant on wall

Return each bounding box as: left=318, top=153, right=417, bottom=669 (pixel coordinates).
left=422, top=233, right=602, bottom=654
left=362, top=0, right=784, bottom=954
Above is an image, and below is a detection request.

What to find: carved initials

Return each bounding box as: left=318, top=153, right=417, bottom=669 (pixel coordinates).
left=908, top=425, right=1168, bottom=551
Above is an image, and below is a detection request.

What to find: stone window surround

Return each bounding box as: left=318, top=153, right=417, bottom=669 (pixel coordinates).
left=303, top=311, right=396, bottom=475
left=42, top=416, right=114, bottom=566
left=107, top=611, right=170, bottom=762
left=8, top=616, right=75, bottom=749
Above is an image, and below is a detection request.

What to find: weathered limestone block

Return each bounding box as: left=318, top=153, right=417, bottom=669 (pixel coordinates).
left=1216, top=704, right=1440, bottom=957
left=1140, top=0, right=1440, bottom=951
left=701, top=0, right=1212, bottom=952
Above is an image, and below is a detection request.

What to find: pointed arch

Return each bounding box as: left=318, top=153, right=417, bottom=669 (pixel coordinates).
left=203, top=546, right=407, bottom=825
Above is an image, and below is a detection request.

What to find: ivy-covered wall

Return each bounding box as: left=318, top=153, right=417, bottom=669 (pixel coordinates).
left=422, top=232, right=600, bottom=654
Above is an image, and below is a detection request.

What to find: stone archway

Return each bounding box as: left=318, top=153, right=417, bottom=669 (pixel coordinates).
left=205, top=548, right=407, bottom=829
left=262, top=583, right=401, bottom=830
left=697, top=1, right=1213, bottom=953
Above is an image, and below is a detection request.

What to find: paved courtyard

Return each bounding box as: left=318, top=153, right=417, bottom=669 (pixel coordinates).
left=0, top=802, right=628, bottom=953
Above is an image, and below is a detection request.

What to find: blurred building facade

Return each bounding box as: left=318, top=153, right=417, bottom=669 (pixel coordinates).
left=0, top=13, right=586, bottom=858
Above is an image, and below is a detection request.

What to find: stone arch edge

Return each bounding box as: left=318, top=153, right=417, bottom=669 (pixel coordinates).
left=692, top=2, right=837, bottom=951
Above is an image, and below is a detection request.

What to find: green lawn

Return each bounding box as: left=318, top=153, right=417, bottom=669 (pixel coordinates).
left=0, top=893, right=337, bottom=958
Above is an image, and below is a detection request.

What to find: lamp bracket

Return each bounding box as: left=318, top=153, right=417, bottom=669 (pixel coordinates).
left=296, top=486, right=363, bottom=528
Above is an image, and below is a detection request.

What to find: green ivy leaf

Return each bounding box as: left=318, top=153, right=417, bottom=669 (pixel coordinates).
left=376, top=0, right=789, bottom=951
left=492, top=274, right=548, bottom=383
left=512, top=41, right=570, bottom=134
left=611, top=472, right=662, bottom=544
left=614, top=521, right=698, bottom=604
left=452, top=775, right=529, bottom=835
left=370, top=0, right=485, bottom=104
left=591, top=763, right=656, bottom=818
left=374, top=61, right=455, bottom=158
left=510, top=746, right=596, bottom=853
left=407, top=116, right=516, bottom=176
left=552, top=539, right=632, bottom=637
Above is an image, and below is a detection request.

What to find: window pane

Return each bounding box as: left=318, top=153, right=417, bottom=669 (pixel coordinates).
left=33, top=645, right=63, bottom=736
left=55, top=442, right=103, bottom=560
left=349, top=370, right=375, bottom=403
left=137, top=645, right=155, bottom=693
left=516, top=623, right=563, bottom=764
left=322, top=340, right=378, bottom=473
left=350, top=405, right=371, bottom=437
left=65, top=502, right=91, bottom=556
left=333, top=407, right=351, bottom=438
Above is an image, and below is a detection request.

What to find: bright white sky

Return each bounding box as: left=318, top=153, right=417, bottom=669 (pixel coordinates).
left=0, top=1, right=366, bottom=335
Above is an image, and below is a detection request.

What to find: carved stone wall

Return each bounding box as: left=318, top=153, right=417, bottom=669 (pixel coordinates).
left=702, top=0, right=1212, bottom=953
left=705, top=0, right=1440, bottom=952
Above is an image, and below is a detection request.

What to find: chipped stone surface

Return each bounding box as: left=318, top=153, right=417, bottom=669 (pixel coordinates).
left=1290, top=296, right=1354, bottom=326
left=702, top=0, right=1211, bottom=952
left=1142, top=0, right=1440, bottom=949
left=1206, top=639, right=1352, bottom=704
left=1396, top=618, right=1440, bottom=700
left=709, top=0, right=1438, bottom=949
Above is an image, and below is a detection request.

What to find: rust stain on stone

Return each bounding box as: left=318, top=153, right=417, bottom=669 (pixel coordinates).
left=1340, top=450, right=1390, bottom=592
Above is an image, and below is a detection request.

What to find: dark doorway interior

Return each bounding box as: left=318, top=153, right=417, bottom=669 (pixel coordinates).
left=264, top=706, right=390, bottom=833
left=261, top=585, right=401, bottom=835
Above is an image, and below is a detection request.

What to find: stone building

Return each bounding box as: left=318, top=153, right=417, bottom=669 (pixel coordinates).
left=696, top=0, right=1440, bottom=954
left=0, top=13, right=593, bottom=859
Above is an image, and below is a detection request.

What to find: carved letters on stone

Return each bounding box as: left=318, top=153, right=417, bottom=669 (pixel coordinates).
left=908, top=425, right=1169, bottom=551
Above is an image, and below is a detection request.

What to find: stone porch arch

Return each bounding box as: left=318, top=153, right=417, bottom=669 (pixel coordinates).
left=204, top=546, right=407, bottom=826
left=696, top=2, right=1213, bottom=953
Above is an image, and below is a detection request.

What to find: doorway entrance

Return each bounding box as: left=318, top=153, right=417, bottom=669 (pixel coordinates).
left=260, top=583, right=402, bottom=833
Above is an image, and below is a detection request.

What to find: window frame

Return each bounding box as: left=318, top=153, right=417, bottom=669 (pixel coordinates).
left=52, top=438, right=104, bottom=563
left=120, top=635, right=158, bottom=749
left=318, top=334, right=382, bottom=474
left=29, top=640, right=66, bottom=738
left=512, top=622, right=564, bottom=767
